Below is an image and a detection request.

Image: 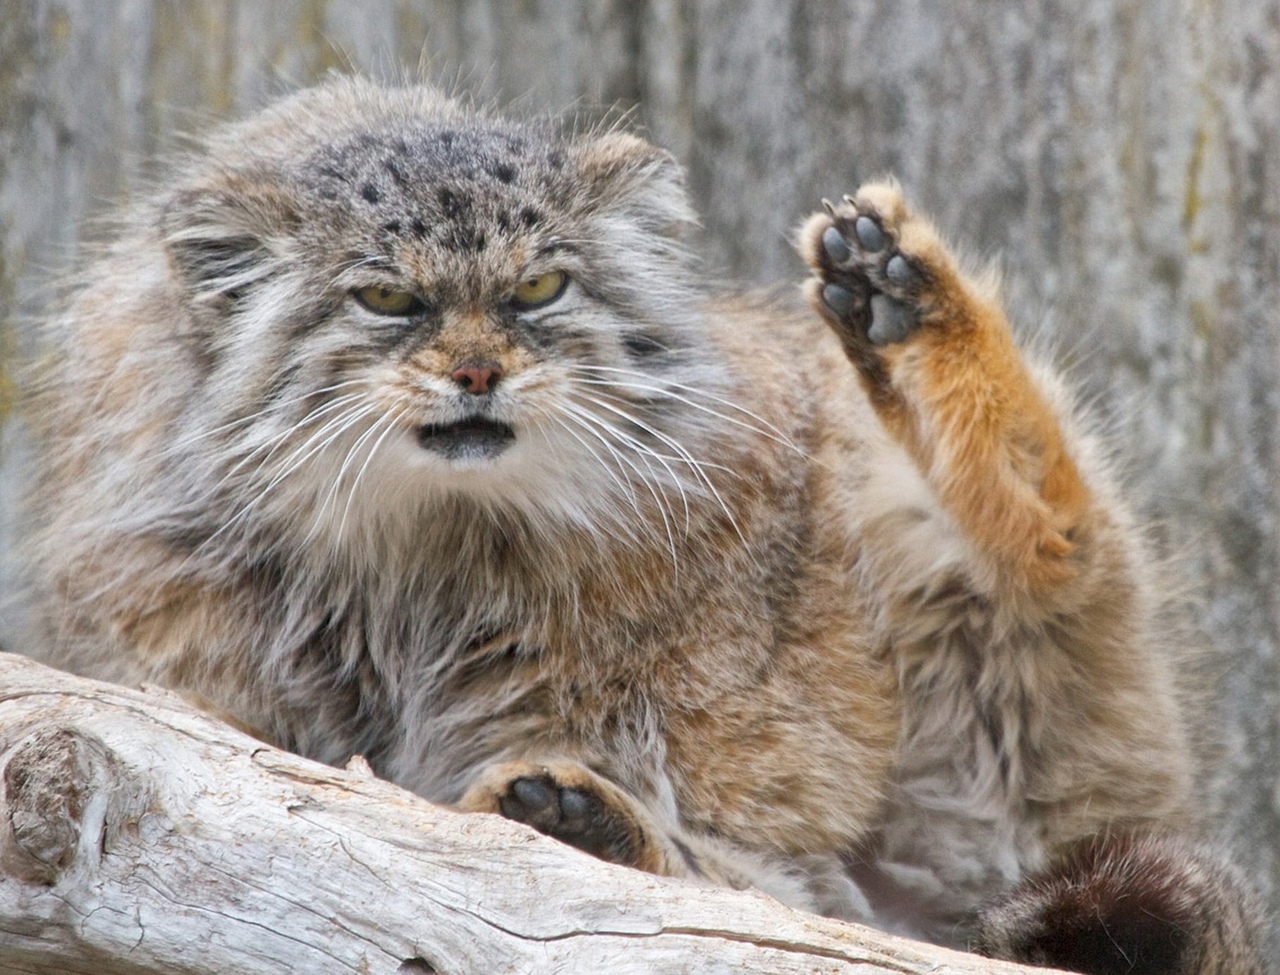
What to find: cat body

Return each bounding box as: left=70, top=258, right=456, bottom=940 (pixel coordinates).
left=20, top=78, right=1263, bottom=970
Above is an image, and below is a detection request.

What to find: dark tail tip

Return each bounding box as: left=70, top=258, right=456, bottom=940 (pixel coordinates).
left=972, top=832, right=1266, bottom=975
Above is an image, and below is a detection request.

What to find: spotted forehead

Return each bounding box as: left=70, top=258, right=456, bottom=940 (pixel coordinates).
left=296, top=122, right=574, bottom=254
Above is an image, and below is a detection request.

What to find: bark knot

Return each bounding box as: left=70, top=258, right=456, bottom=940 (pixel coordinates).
left=3, top=726, right=113, bottom=884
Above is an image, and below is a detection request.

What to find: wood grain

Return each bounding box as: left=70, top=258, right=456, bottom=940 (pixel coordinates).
left=0, top=652, right=1061, bottom=975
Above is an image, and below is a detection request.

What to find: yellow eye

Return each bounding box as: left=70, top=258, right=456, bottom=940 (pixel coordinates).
left=511, top=270, right=568, bottom=309
left=354, top=286, right=424, bottom=316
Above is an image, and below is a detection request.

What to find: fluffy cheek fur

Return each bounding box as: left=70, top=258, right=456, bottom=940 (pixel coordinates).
left=168, top=141, right=711, bottom=553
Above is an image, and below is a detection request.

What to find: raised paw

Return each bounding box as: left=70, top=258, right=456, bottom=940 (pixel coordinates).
left=800, top=180, right=1090, bottom=591
left=800, top=181, right=955, bottom=352
left=458, top=758, right=675, bottom=872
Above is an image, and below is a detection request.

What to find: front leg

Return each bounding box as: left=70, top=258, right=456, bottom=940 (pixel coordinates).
left=799, top=182, right=1089, bottom=596
left=457, top=758, right=754, bottom=889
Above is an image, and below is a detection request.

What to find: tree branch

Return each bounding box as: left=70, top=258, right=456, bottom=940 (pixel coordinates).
left=0, top=652, right=1060, bottom=974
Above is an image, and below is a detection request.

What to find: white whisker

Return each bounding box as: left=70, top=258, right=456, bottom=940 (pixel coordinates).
left=205, top=400, right=380, bottom=546
left=303, top=404, right=398, bottom=546
left=209, top=392, right=370, bottom=492
left=542, top=412, right=645, bottom=534
left=558, top=403, right=681, bottom=569
left=545, top=410, right=643, bottom=519
left=574, top=365, right=805, bottom=455
left=572, top=396, right=693, bottom=528
left=336, top=408, right=409, bottom=540
left=575, top=393, right=748, bottom=549
left=166, top=380, right=369, bottom=454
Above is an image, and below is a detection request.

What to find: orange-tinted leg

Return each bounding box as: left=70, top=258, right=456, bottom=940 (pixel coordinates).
left=800, top=181, right=1089, bottom=595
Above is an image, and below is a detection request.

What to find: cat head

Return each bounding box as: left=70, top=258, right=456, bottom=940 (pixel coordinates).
left=157, top=78, right=727, bottom=549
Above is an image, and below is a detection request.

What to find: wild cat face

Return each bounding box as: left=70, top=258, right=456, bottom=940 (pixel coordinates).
left=160, top=79, right=723, bottom=543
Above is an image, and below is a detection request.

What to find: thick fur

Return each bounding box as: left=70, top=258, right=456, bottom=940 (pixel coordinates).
left=18, top=78, right=1262, bottom=967
left=974, top=833, right=1266, bottom=974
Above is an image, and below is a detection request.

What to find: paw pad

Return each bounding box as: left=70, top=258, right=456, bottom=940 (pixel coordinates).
left=496, top=772, right=637, bottom=864
left=885, top=254, right=915, bottom=287
left=810, top=195, right=928, bottom=349
left=869, top=295, right=913, bottom=345
left=822, top=225, right=851, bottom=264
left=853, top=215, right=886, bottom=252
left=821, top=283, right=858, bottom=319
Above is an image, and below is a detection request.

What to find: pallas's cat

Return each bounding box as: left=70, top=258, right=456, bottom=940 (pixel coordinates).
left=21, top=78, right=1263, bottom=972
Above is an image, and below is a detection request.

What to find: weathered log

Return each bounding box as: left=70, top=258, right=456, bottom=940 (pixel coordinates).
left=0, top=652, right=1061, bottom=975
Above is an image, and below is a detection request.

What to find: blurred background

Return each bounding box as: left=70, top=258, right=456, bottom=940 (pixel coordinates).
left=2, top=0, right=1277, bottom=958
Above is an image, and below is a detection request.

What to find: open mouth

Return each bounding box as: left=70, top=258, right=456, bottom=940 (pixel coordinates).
left=416, top=416, right=516, bottom=461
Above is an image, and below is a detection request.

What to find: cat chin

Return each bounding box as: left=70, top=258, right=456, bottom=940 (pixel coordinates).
left=293, top=423, right=648, bottom=544
left=415, top=417, right=517, bottom=462
left=381, top=430, right=568, bottom=499
left=389, top=427, right=522, bottom=476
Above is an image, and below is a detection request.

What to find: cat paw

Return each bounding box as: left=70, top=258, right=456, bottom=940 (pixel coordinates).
left=458, top=759, right=652, bottom=867
left=800, top=181, right=951, bottom=350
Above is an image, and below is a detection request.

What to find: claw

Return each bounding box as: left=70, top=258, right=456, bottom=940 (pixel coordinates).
left=821, top=197, right=836, bottom=215
left=842, top=193, right=857, bottom=206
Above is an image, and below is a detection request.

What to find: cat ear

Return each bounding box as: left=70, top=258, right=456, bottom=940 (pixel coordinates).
left=161, top=171, right=297, bottom=307
left=570, top=132, right=697, bottom=237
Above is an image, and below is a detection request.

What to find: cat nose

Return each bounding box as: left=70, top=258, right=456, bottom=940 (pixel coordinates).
left=450, top=361, right=503, bottom=394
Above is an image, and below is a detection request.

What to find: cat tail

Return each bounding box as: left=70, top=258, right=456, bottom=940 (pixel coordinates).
left=972, top=832, right=1267, bottom=975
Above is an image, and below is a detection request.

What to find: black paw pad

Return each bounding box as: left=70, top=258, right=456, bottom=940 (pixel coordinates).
left=502, top=776, right=558, bottom=828
left=498, top=774, right=636, bottom=865
left=886, top=254, right=915, bottom=287
left=869, top=295, right=915, bottom=346
left=822, top=283, right=858, bottom=319
left=813, top=203, right=925, bottom=348
left=822, top=225, right=852, bottom=264
left=854, top=215, right=886, bottom=252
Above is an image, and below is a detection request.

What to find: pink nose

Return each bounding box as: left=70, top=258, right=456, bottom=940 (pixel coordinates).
left=450, top=361, right=503, bottom=394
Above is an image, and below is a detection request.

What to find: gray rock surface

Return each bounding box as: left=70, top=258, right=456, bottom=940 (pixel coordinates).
left=2, top=0, right=1277, bottom=957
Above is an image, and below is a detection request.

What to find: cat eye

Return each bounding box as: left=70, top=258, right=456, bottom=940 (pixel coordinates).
left=353, top=285, right=426, bottom=317
left=510, top=270, right=569, bottom=310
